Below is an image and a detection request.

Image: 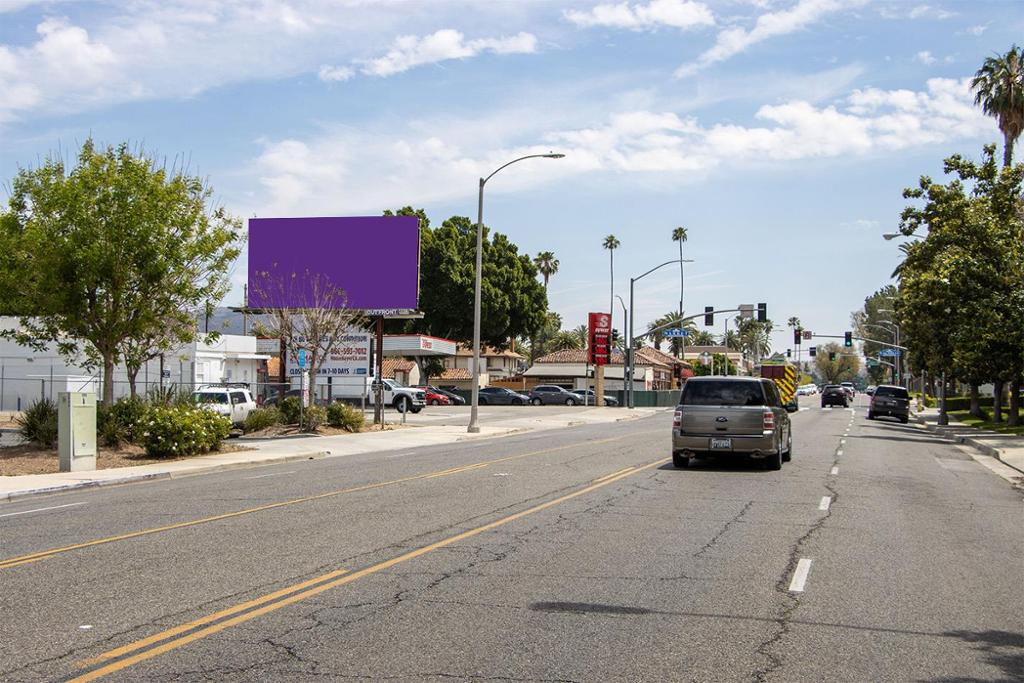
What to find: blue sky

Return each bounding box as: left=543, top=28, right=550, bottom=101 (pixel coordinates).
left=0, top=0, right=1020, bottom=353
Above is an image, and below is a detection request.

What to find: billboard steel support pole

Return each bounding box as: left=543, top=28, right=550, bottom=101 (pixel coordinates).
left=374, top=316, right=384, bottom=426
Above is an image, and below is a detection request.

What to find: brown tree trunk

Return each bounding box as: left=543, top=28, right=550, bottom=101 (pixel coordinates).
left=1004, top=131, right=1015, bottom=167
left=993, top=379, right=1004, bottom=423
left=1009, top=378, right=1021, bottom=427
left=103, top=354, right=115, bottom=405
left=127, top=369, right=138, bottom=400
left=969, top=384, right=983, bottom=418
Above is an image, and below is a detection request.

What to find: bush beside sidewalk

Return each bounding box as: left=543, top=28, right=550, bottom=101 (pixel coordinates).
left=914, top=407, right=1024, bottom=475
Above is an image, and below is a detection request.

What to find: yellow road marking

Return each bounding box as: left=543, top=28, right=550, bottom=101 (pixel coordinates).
left=593, top=466, right=635, bottom=483
left=70, top=458, right=667, bottom=681
left=1, top=430, right=661, bottom=571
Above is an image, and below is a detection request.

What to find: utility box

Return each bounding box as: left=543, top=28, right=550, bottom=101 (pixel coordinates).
left=58, top=392, right=97, bottom=472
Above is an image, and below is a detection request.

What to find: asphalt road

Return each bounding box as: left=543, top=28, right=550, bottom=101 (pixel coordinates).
left=1, top=395, right=1020, bottom=682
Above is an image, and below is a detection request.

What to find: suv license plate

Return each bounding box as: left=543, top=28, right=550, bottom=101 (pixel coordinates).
left=710, top=438, right=732, bottom=450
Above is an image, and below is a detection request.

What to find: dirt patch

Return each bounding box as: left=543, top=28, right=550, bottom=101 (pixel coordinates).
left=0, top=442, right=252, bottom=476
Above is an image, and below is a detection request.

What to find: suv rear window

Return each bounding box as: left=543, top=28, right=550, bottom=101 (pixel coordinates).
left=194, top=392, right=228, bottom=404
left=874, top=386, right=909, bottom=399
left=681, top=381, right=766, bottom=406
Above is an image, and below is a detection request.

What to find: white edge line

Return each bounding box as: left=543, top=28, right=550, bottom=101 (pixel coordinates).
left=818, top=496, right=832, bottom=511
left=789, top=558, right=813, bottom=592
left=0, top=501, right=87, bottom=518
left=244, top=471, right=296, bottom=480
left=836, top=450, right=843, bottom=456
left=830, top=466, right=839, bottom=475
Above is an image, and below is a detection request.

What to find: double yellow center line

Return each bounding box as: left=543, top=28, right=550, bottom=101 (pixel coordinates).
left=1, top=431, right=660, bottom=571
left=69, top=457, right=667, bottom=681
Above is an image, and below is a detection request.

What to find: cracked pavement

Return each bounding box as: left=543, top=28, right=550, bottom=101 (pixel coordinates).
left=1, top=396, right=1020, bottom=682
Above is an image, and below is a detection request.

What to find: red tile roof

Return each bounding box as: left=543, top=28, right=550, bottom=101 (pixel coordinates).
left=636, top=346, right=693, bottom=369
left=532, top=349, right=653, bottom=365
left=381, top=358, right=416, bottom=378
left=438, top=367, right=472, bottom=380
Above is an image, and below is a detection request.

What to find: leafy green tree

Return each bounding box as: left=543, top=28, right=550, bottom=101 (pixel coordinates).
left=851, top=285, right=899, bottom=385
left=692, top=353, right=736, bottom=376
left=382, top=207, right=548, bottom=349
left=972, top=45, right=1024, bottom=167
left=815, top=342, right=861, bottom=383
left=897, top=146, right=1024, bottom=423
left=1, top=139, right=242, bottom=403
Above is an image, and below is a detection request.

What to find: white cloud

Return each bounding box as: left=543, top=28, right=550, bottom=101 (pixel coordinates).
left=915, top=50, right=936, bottom=65
left=564, top=0, right=714, bottom=31
left=318, top=64, right=354, bottom=82
left=840, top=219, right=880, bottom=231
left=360, top=29, right=537, bottom=77
left=965, top=24, right=987, bottom=36
left=907, top=5, right=955, bottom=20
left=250, top=76, right=994, bottom=217
left=675, top=0, right=866, bottom=78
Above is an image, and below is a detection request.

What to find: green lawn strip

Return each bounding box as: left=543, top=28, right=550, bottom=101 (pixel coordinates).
left=948, top=411, right=1024, bottom=436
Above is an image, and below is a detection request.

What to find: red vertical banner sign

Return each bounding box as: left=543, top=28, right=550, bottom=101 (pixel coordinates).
left=588, top=312, right=612, bottom=366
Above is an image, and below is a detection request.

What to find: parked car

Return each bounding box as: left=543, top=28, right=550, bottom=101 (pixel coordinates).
left=371, top=379, right=426, bottom=413
left=671, top=376, right=792, bottom=470
left=262, top=388, right=303, bottom=407
left=796, top=384, right=817, bottom=396
left=193, top=386, right=257, bottom=427
left=529, top=385, right=581, bottom=406
left=865, top=385, right=877, bottom=396
left=478, top=387, right=529, bottom=405
left=429, top=386, right=466, bottom=405
left=571, top=389, right=619, bottom=406
left=821, top=385, right=849, bottom=408
left=867, top=384, right=910, bottom=423
left=415, top=386, right=451, bottom=406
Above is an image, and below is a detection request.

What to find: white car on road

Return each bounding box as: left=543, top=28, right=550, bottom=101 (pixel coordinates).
left=193, top=386, right=257, bottom=427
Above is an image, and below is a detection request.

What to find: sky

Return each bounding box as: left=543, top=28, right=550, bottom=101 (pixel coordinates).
left=0, top=0, right=1020, bottom=355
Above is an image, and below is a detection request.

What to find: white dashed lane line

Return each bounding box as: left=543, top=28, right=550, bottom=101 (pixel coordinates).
left=0, top=502, right=87, bottom=518
left=830, top=466, right=839, bottom=475
left=819, top=496, right=832, bottom=511
left=789, top=558, right=814, bottom=592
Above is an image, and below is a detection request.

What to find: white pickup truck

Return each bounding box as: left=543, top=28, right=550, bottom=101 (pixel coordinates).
left=193, top=386, right=257, bottom=427
left=329, top=377, right=426, bottom=413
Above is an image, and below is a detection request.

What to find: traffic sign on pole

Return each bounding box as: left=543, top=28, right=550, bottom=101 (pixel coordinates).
left=878, top=348, right=901, bottom=357
left=297, top=348, right=307, bottom=368
left=663, top=328, right=690, bottom=338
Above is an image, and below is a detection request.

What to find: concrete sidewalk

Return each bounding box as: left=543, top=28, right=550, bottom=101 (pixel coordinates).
left=0, top=407, right=661, bottom=502
left=914, top=408, right=1024, bottom=475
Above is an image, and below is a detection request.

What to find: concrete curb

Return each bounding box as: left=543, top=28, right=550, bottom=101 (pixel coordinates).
left=914, top=414, right=1024, bottom=475
left=0, top=450, right=331, bottom=503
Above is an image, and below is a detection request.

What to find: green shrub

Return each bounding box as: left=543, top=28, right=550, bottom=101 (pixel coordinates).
left=327, top=402, right=364, bottom=432
left=243, top=407, right=280, bottom=433
left=107, top=397, right=149, bottom=443
left=147, top=384, right=182, bottom=407
left=16, top=398, right=58, bottom=448
left=943, top=396, right=994, bottom=412
left=911, top=393, right=938, bottom=409
left=142, top=404, right=231, bottom=458
left=300, top=405, right=326, bottom=432
left=97, top=403, right=128, bottom=447
left=278, top=396, right=302, bottom=424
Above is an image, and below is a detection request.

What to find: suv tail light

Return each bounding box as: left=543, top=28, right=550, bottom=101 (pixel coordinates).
left=762, top=408, right=775, bottom=431
left=673, top=409, right=682, bottom=429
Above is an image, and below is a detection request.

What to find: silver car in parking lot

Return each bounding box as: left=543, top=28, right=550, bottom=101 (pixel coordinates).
left=672, top=376, right=793, bottom=470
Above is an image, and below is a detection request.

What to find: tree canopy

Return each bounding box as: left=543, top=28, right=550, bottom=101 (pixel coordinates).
left=1, top=139, right=242, bottom=402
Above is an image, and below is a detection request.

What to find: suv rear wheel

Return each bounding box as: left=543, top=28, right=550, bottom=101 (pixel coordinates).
left=766, top=441, right=783, bottom=470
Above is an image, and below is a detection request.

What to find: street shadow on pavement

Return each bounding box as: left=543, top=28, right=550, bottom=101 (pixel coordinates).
left=656, top=460, right=775, bottom=473
left=917, top=629, right=1024, bottom=683
left=853, top=434, right=949, bottom=445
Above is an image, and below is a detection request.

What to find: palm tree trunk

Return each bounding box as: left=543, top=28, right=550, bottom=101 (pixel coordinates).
left=609, top=250, right=614, bottom=332
left=1004, top=130, right=1015, bottom=167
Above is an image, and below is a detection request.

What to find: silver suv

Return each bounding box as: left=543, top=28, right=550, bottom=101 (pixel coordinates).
left=672, top=377, right=792, bottom=470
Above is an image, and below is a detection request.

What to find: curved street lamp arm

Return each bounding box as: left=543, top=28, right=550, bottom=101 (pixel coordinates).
left=633, top=259, right=682, bottom=282
left=483, top=153, right=564, bottom=185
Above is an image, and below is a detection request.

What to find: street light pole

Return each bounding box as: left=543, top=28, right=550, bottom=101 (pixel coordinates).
left=468, top=153, right=565, bottom=433
left=615, top=294, right=628, bottom=402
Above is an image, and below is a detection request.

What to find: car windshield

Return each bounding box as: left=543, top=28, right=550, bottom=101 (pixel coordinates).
left=874, top=386, right=909, bottom=399
left=193, top=392, right=228, bottom=404
left=681, top=381, right=765, bottom=406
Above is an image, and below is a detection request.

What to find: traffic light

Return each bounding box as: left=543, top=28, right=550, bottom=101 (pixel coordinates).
left=829, top=351, right=837, bottom=361
left=809, top=346, right=817, bottom=358
left=793, top=328, right=801, bottom=345
left=844, top=331, right=853, bottom=347
left=786, top=348, right=791, bottom=358
left=757, top=303, right=767, bottom=323
left=704, top=306, right=714, bottom=326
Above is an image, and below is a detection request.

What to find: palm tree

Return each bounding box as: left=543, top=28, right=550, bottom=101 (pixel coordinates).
left=722, top=329, right=740, bottom=351
left=602, top=235, right=620, bottom=330
left=572, top=324, right=588, bottom=349
left=691, top=330, right=716, bottom=346
left=972, top=45, right=1024, bottom=167
left=787, top=316, right=801, bottom=330
left=534, top=251, right=559, bottom=288
left=672, top=227, right=688, bottom=357
left=550, top=330, right=582, bottom=351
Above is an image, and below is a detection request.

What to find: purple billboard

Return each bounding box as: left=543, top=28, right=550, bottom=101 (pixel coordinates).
left=248, top=216, right=420, bottom=311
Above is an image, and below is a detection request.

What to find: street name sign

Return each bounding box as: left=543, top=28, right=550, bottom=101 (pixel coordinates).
left=664, top=328, right=690, bottom=337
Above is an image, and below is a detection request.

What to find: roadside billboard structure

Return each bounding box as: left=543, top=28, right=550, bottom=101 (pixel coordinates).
left=247, top=215, right=422, bottom=424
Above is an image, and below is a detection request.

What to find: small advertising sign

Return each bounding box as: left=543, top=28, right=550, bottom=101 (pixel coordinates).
left=285, top=333, right=371, bottom=377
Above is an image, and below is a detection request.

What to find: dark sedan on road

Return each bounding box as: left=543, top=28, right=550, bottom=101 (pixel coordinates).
left=821, top=385, right=849, bottom=408
left=529, top=385, right=580, bottom=406
left=867, top=384, right=910, bottom=423
left=433, top=386, right=467, bottom=405
left=478, top=387, right=530, bottom=405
